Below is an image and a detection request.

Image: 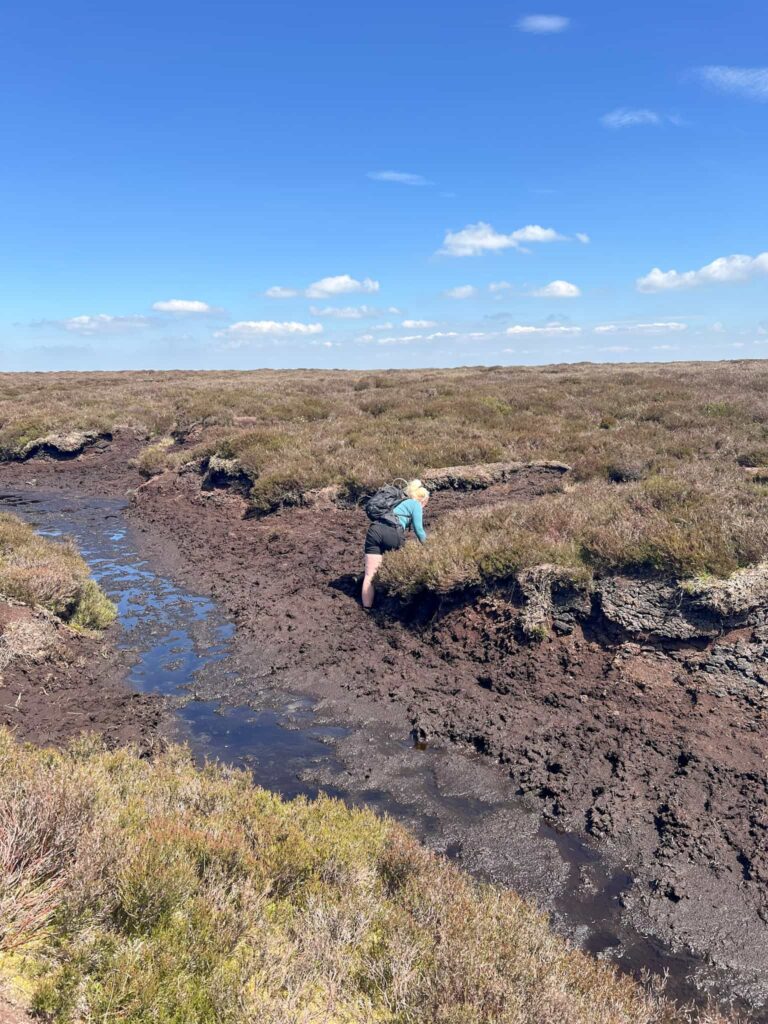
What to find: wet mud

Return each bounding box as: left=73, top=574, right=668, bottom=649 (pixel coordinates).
left=2, top=443, right=767, bottom=1019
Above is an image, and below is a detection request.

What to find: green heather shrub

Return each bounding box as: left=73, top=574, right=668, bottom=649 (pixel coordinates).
left=0, top=514, right=116, bottom=629
left=0, top=732, right=731, bottom=1024
left=380, top=463, right=768, bottom=598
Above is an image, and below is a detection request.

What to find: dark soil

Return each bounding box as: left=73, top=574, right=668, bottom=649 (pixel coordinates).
left=3, top=434, right=768, bottom=1011
left=0, top=601, right=164, bottom=752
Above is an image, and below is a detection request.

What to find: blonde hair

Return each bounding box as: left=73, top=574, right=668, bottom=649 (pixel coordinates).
left=405, top=478, right=429, bottom=502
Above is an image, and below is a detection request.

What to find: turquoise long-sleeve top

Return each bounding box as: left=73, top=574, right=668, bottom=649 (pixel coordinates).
left=393, top=498, right=427, bottom=543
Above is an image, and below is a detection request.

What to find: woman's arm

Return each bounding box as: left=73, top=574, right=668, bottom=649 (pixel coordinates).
left=409, top=499, right=427, bottom=543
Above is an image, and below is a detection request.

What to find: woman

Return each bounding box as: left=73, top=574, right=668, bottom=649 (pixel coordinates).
left=362, top=479, right=429, bottom=609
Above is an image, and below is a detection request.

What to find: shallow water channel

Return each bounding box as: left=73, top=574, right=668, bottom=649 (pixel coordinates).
left=2, top=488, right=755, bottom=1020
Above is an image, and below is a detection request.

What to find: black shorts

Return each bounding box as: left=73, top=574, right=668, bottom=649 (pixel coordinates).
left=364, top=522, right=405, bottom=556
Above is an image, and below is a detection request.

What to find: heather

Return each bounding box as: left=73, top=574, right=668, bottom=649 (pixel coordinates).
left=0, top=732, right=731, bottom=1024
left=3, top=362, right=768, bottom=587
left=0, top=514, right=116, bottom=630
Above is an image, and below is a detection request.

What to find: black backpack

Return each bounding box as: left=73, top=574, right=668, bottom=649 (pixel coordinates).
left=364, top=479, right=407, bottom=528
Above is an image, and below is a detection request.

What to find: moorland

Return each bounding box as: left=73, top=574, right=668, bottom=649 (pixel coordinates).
left=2, top=361, right=768, bottom=1022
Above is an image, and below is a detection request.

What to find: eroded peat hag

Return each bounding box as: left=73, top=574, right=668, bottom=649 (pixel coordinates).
left=0, top=486, right=735, bottom=1019
left=117, top=463, right=768, bottom=1016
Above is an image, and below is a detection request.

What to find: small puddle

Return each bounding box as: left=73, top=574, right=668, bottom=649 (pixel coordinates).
left=0, top=489, right=758, bottom=1021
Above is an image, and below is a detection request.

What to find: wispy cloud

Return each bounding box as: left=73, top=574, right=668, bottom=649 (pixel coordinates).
left=516, top=14, right=570, bottom=33
left=594, top=322, right=688, bottom=334
left=696, top=66, right=768, bottom=102
left=152, top=299, right=214, bottom=313
left=531, top=280, right=581, bottom=298
left=438, top=221, right=575, bottom=257
left=506, top=323, right=581, bottom=335
left=265, top=286, right=299, bottom=299
left=402, top=319, right=437, bottom=328
left=637, top=252, right=768, bottom=292
left=368, top=170, right=431, bottom=186
left=215, top=320, right=323, bottom=346
left=54, top=313, right=152, bottom=335
left=601, top=108, right=662, bottom=128
left=576, top=232, right=591, bottom=244
left=309, top=305, right=380, bottom=319
left=443, top=285, right=478, bottom=299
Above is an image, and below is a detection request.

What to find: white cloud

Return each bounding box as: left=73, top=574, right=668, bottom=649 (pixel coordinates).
left=443, top=285, right=478, bottom=299
left=576, top=232, right=591, bottom=244
left=305, top=275, right=380, bottom=298
left=594, top=322, right=688, bottom=334
left=309, top=305, right=379, bottom=319
left=516, top=14, right=569, bottom=33
left=636, top=252, right=768, bottom=292
left=653, top=344, right=678, bottom=351
left=697, top=66, right=768, bottom=102
left=711, top=321, right=725, bottom=333
left=532, top=279, right=581, bottom=298
left=356, top=334, right=374, bottom=342
left=599, top=345, right=632, bottom=353
left=506, top=323, right=581, bottom=335
left=368, top=170, right=431, bottom=186
left=402, top=319, right=437, bottom=328
left=152, top=299, right=213, bottom=313
left=488, top=281, right=513, bottom=292
left=438, top=221, right=570, bottom=256
left=59, top=314, right=151, bottom=335
left=265, top=286, right=299, bottom=298
left=371, top=322, right=393, bottom=330
left=215, top=321, right=323, bottom=343
left=601, top=108, right=661, bottom=128
left=426, top=331, right=459, bottom=339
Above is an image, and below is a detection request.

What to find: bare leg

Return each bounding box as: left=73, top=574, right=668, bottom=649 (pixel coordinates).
left=362, top=553, right=383, bottom=608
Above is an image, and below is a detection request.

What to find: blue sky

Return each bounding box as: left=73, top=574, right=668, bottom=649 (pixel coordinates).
left=2, top=0, right=767, bottom=371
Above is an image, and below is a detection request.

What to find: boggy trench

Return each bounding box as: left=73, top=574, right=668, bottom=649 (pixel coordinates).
left=1, top=438, right=767, bottom=1020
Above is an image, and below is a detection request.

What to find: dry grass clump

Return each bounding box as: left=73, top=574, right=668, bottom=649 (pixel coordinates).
left=0, top=515, right=116, bottom=630
left=380, top=463, right=768, bottom=598
left=0, top=731, right=731, bottom=1024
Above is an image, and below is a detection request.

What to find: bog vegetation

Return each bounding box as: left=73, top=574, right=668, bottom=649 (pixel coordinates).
left=2, top=362, right=768, bottom=591
left=0, top=514, right=116, bottom=629
left=0, top=731, right=731, bottom=1024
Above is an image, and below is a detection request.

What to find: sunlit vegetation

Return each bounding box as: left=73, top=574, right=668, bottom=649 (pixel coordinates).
left=0, top=732, right=731, bottom=1023
left=0, top=514, right=116, bottom=630
left=3, top=362, right=768, bottom=588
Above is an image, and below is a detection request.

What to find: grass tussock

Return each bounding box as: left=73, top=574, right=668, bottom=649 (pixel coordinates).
left=0, top=732, right=730, bottom=1024
left=0, top=514, right=116, bottom=630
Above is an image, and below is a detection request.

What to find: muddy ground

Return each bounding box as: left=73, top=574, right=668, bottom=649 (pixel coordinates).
left=2, top=435, right=767, bottom=1014
left=0, top=597, right=164, bottom=752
